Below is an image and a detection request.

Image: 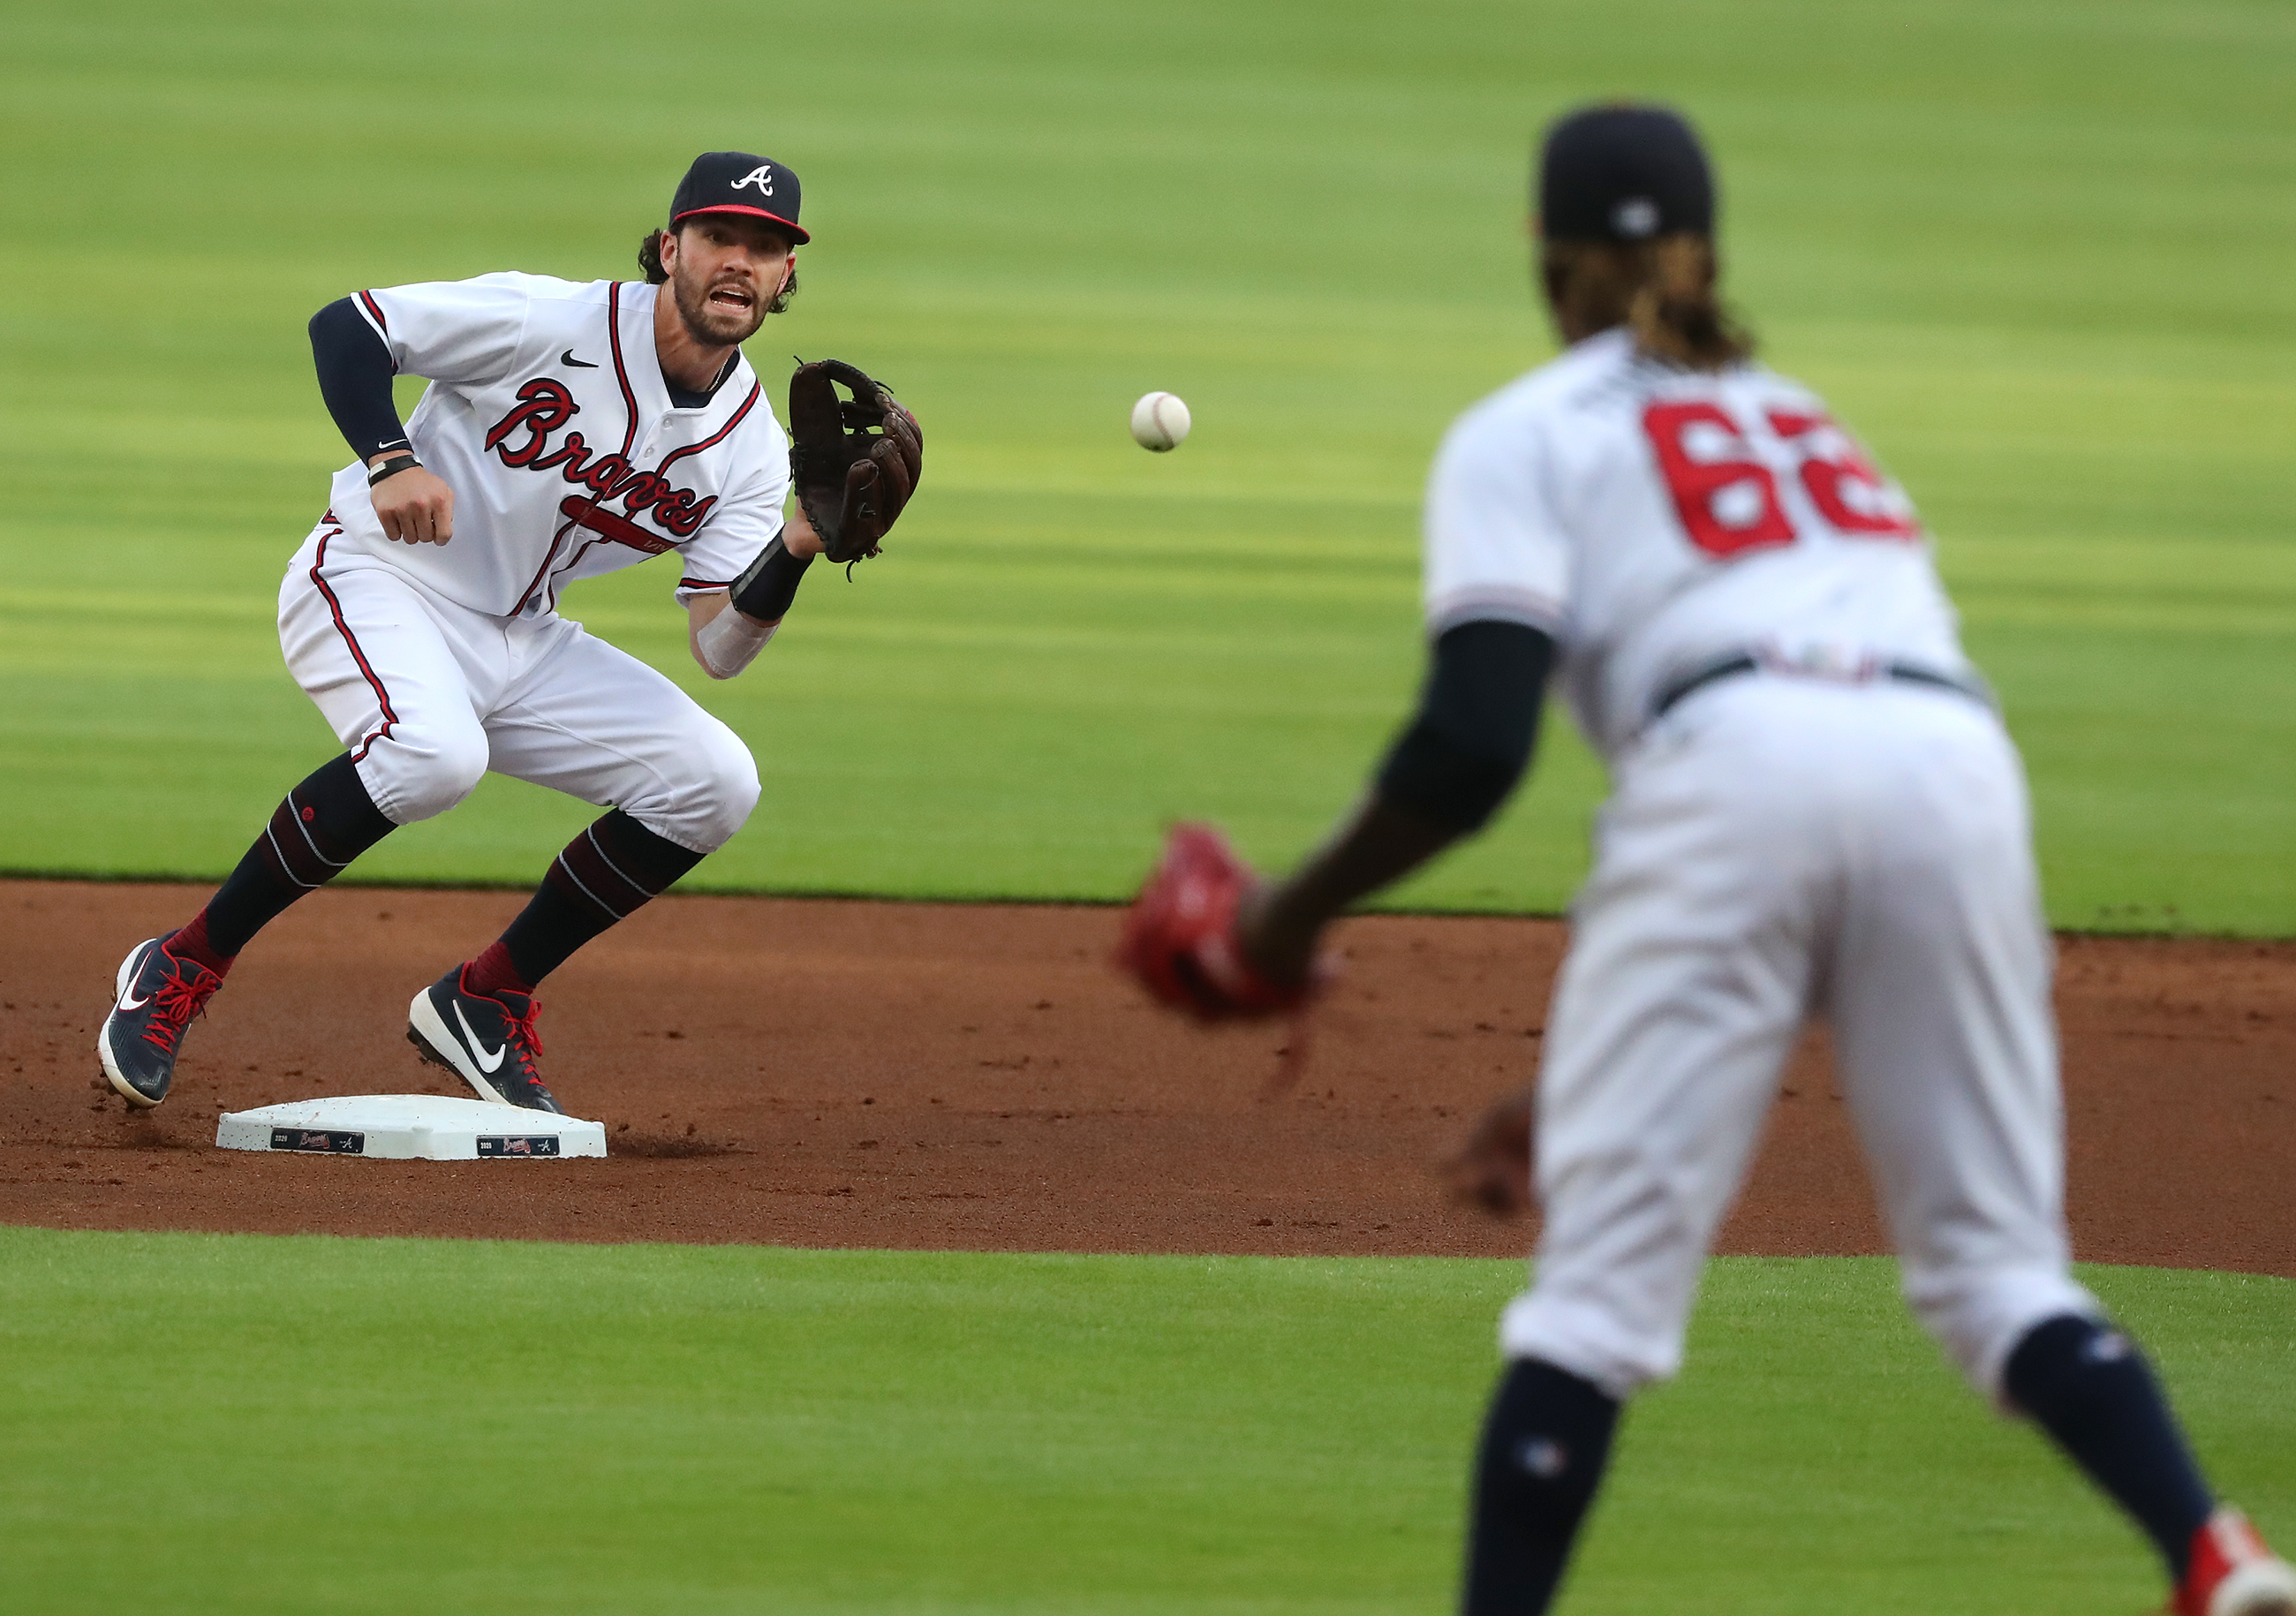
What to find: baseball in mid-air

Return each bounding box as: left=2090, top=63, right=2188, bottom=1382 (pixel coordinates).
left=1130, top=390, right=1190, bottom=452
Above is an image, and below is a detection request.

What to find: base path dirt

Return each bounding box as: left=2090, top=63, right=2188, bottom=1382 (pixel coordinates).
left=2, top=880, right=2288, bottom=1274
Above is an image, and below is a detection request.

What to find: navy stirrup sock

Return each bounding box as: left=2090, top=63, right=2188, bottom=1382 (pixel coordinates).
left=2004, top=1313, right=2215, bottom=1579
left=180, top=754, right=396, bottom=970
left=1461, top=1358, right=1621, bottom=1616
left=482, top=809, right=704, bottom=991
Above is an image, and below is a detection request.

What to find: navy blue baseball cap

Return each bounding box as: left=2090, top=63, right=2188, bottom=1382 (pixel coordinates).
left=1537, top=104, right=1714, bottom=244
left=668, top=151, right=809, bottom=245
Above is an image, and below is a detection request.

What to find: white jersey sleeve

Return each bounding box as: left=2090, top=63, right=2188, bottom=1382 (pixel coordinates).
left=671, top=449, right=789, bottom=602
left=1423, top=397, right=1572, bottom=639
left=354, top=275, right=535, bottom=389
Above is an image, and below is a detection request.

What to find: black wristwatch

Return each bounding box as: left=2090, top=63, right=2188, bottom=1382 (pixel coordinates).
left=367, top=453, right=422, bottom=487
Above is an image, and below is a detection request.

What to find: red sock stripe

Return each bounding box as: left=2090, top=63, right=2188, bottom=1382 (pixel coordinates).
left=257, top=796, right=345, bottom=889
left=547, top=823, right=665, bottom=922
left=545, top=850, right=622, bottom=922
left=308, top=532, right=400, bottom=764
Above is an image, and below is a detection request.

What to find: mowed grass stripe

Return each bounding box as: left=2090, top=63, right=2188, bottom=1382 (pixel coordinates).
left=0, top=1230, right=2289, bottom=1615
left=3, top=0, right=2292, bottom=926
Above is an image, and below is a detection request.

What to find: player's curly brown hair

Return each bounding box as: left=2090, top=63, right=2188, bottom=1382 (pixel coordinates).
left=1542, top=233, right=1752, bottom=371
left=636, top=228, right=798, bottom=315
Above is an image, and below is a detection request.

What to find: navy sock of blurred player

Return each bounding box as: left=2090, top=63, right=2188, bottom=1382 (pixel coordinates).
left=173, top=753, right=397, bottom=972
left=2005, top=1313, right=2215, bottom=1577
left=1461, top=1358, right=1620, bottom=1615
left=463, top=809, right=704, bottom=997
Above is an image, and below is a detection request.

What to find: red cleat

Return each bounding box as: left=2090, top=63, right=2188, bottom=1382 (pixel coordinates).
left=2176, top=1509, right=2296, bottom=1616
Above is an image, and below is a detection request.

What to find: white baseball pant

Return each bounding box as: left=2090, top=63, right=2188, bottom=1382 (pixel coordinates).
left=277, top=526, right=759, bottom=854
left=1500, top=676, right=2099, bottom=1401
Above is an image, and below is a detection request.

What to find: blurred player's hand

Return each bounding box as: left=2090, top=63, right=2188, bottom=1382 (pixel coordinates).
left=1117, top=823, right=1331, bottom=1023
left=371, top=463, right=456, bottom=546
left=1446, top=1088, right=1533, bottom=1218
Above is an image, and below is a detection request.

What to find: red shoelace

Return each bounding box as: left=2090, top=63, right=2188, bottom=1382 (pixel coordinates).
left=502, top=997, right=546, bottom=1067
left=141, top=970, right=221, bottom=1053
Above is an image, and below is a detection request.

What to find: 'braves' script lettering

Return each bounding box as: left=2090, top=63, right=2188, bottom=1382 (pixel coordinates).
left=485, top=379, right=577, bottom=465
left=480, top=379, right=720, bottom=538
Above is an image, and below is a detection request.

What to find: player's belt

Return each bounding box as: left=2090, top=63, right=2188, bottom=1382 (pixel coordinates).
left=1649, top=652, right=1995, bottom=723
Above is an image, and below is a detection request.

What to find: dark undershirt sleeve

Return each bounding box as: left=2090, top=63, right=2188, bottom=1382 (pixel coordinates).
left=1373, top=619, right=1556, bottom=834
left=309, top=297, right=410, bottom=464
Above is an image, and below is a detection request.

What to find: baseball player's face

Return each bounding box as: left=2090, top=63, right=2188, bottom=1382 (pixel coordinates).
left=661, top=216, right=793, bottom=348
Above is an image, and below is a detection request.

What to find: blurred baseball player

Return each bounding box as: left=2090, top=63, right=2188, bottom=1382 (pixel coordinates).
left=95, top=151, right=921, bottom=1116
left=1121, top=105, right=2292, bottom=1616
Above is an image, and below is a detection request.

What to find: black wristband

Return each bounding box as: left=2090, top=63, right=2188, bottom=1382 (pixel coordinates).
left=729, top=535, right=813, bottom=623
left=366, top=454, right=421, bottom=487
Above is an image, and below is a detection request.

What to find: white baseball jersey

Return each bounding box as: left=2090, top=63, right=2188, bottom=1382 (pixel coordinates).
left=1435, top=330, right=2097, bottom=1401
left=328, top=274, right=788, bottom=617
left=1423, top=327, right=1968, bottom=756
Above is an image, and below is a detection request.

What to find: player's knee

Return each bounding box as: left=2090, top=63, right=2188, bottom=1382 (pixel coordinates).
left=374, top=729, right=491, bottom=824
left=1900, top=1260, right=2102, bottom=1399
left=1499, top=1287, right=1683, bottom=1401
left=653, top=726, right=759, bottom=852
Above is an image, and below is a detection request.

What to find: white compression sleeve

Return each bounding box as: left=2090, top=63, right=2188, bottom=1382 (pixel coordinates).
left=694, top=604, right=776, bottom=679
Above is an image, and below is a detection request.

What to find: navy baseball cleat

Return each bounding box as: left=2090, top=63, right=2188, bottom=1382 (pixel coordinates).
left=406, top=966, right=564, bottom=1114
left=96, top=934, right=223, bottom=1108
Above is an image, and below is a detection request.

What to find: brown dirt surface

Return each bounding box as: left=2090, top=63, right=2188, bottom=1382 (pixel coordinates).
left=1, top=879, right=2288, bottom=1273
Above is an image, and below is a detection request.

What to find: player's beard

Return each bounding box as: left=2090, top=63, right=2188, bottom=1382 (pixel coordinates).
left=669, top=261, right=770, bottom=350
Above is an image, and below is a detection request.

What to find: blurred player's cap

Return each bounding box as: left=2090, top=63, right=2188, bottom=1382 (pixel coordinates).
left=1536, top=104, right=1714, bottom=244
left=669, top=152, right=810, bottom=245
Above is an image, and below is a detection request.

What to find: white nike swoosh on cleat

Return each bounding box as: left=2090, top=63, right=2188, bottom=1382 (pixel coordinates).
left=117, top=942, right=158, bottom=1010
left=450, top=1001, right=508, bottom=1072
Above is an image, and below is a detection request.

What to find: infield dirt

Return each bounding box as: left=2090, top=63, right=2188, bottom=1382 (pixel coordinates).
left=1, top=879, right=2287, bottom=1275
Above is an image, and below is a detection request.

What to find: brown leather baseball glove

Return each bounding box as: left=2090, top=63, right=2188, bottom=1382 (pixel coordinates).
left=787, top=359, right=922, bottom=566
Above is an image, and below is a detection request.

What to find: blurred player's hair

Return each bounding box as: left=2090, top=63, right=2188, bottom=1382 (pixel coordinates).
left=1543, top=234, right=1751, bottom=372
left=636, top=229, right=798, bottom=315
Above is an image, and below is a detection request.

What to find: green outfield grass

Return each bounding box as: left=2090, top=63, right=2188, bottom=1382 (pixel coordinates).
left=0, top=1229, right=2286, bottom=1614
left=4, top=0, right=2293, bottom=927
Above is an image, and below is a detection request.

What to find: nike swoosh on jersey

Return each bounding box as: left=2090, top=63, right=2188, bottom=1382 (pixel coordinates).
left=451, top=1001, right=509, bottom=1072
left=562, top=350, right=598, bottom=367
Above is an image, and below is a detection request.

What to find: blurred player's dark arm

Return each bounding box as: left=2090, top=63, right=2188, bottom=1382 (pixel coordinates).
left=310, top=298, right=454, bottom=545
left=1240, top=620, right=1555, bottom=981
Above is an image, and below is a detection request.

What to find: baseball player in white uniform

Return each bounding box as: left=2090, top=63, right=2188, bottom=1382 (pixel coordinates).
left=96, top=150, right=922, bottom=1117
left=1120, top=106, right=2292, bottom=1616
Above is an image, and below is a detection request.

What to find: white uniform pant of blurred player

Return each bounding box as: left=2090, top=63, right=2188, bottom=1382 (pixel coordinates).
left=1501, top=676, right=2099, bottom=1401
left=276, top=525, right=760, bottom=854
